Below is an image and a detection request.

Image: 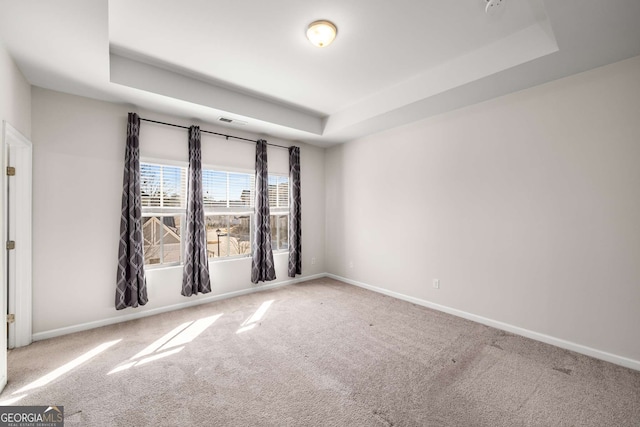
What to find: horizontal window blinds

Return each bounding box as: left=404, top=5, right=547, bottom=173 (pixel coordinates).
left=269, top=175, right=289, bottom=211
left=140, top=163, right=187, bottom=208
left=140, top=162, right=287, bottom=211
left=202, top=170, right=255, bottom=209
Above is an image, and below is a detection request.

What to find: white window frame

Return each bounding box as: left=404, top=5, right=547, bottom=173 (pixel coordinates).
left=140, top=159, right=187, bottom=269
left=203, top=165, right=255, bottom=262
left=139, top=159, right=290, bottom=267
left=268, top=173, right=289, bottom=252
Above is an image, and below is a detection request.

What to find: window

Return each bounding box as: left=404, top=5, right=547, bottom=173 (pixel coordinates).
left=270, top=214, right=289, bottom=251
left=203, top=170, right=254, bottom=259
left=140, top=161, right=289, bottom=267
left=142, top=216, right=183, bottom=265
left=269, top=175, right=289, bottom=251
left=141, top=163, right=186, bottom=266
left=140, top=163, right=186, bottom=208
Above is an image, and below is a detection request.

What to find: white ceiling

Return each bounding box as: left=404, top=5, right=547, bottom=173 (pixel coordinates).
left=1, top=0, right=639, bottom=147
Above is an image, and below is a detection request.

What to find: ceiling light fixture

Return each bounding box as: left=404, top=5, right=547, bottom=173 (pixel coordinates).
left=306, top=20, right=337, bottom=48
left=485, top=0, right=505, bottom=14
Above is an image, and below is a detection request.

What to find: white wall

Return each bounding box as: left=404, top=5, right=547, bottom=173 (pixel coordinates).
left=25, top=51, right=640, bottom=366
left=325, top=55, right=640, bottom=363
left=0, top=41, right=30, bottom=138
left=31, top=87, right=325, bottom=335
left=0, top=40, right=31, bottom=384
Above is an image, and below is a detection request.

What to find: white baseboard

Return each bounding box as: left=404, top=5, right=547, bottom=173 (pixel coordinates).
left=32, top=272, right=640, bottom=372
left=326, top=274, right=640, bottom=372
left=32, top=274, right=325, bottom=342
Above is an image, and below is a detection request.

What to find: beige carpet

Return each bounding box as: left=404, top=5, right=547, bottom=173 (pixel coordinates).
left=1, top=278, right=639, bottom=426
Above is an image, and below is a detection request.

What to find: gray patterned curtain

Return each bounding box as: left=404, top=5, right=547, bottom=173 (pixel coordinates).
left=182, top=126, right=212, bottom=296
left=288, top=146, right=302, bottom=277
left=116, top=113, right=148, bottom=310
left=251, top=140, right=276, bottom=283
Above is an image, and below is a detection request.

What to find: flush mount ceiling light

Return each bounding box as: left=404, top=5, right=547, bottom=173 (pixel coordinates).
left=306, top=20, right=337, bottom=48
left=485, top=0, right=505, bottom=14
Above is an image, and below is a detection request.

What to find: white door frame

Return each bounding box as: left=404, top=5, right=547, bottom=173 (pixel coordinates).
left=2, top=121, right=32, bottom=350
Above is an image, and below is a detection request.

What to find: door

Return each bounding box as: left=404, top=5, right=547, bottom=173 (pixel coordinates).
left=1, top=121, right=33, bottom=393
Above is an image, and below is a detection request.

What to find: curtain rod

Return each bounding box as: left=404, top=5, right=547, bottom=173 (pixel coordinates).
left=139, top=117, right=290, bottom=149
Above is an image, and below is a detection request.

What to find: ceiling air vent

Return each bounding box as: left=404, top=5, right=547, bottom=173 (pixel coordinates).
left=217, top=117, right=247, bottom=126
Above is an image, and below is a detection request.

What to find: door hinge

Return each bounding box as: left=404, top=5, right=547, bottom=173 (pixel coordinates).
left=6, top=166, right=15, bottom=176
left=7, top=314, right=15, bottom=324
left=6, top=240, right=15, bottom=250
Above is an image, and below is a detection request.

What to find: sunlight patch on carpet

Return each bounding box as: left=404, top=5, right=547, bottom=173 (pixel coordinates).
left=14, top=340, right=121, bottom=394
left=160, top=315, right=221, bottom=351
left=237, top=300, right=273, bottom=334
left=136, top=346, right=185, bottom=366
left=0, top=393, right=28, bottom=405
left=131, top=321, right=193, bottom=359
left=108, top=314, right=221, bottom=375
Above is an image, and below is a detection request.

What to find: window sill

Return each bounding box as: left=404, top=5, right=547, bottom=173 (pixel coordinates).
left=144, top=263, right=183, bottom=273
left=144, top=250, right=289, bottom=270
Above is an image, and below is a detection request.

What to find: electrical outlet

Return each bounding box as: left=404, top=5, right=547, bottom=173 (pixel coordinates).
left=433, top=279, right=440, bottom=289
left=349, top=261, right=354, bottom=269
left=311, top=257, right=316, bottom=265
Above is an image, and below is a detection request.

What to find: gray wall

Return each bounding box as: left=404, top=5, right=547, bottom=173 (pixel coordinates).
left=22, top=48, right=640, bottom=367
left=31, top=87, right=325, bottom=335
left=325, top=55, right=640, bottom=363
left=0, top=42, right=30, bottom=137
